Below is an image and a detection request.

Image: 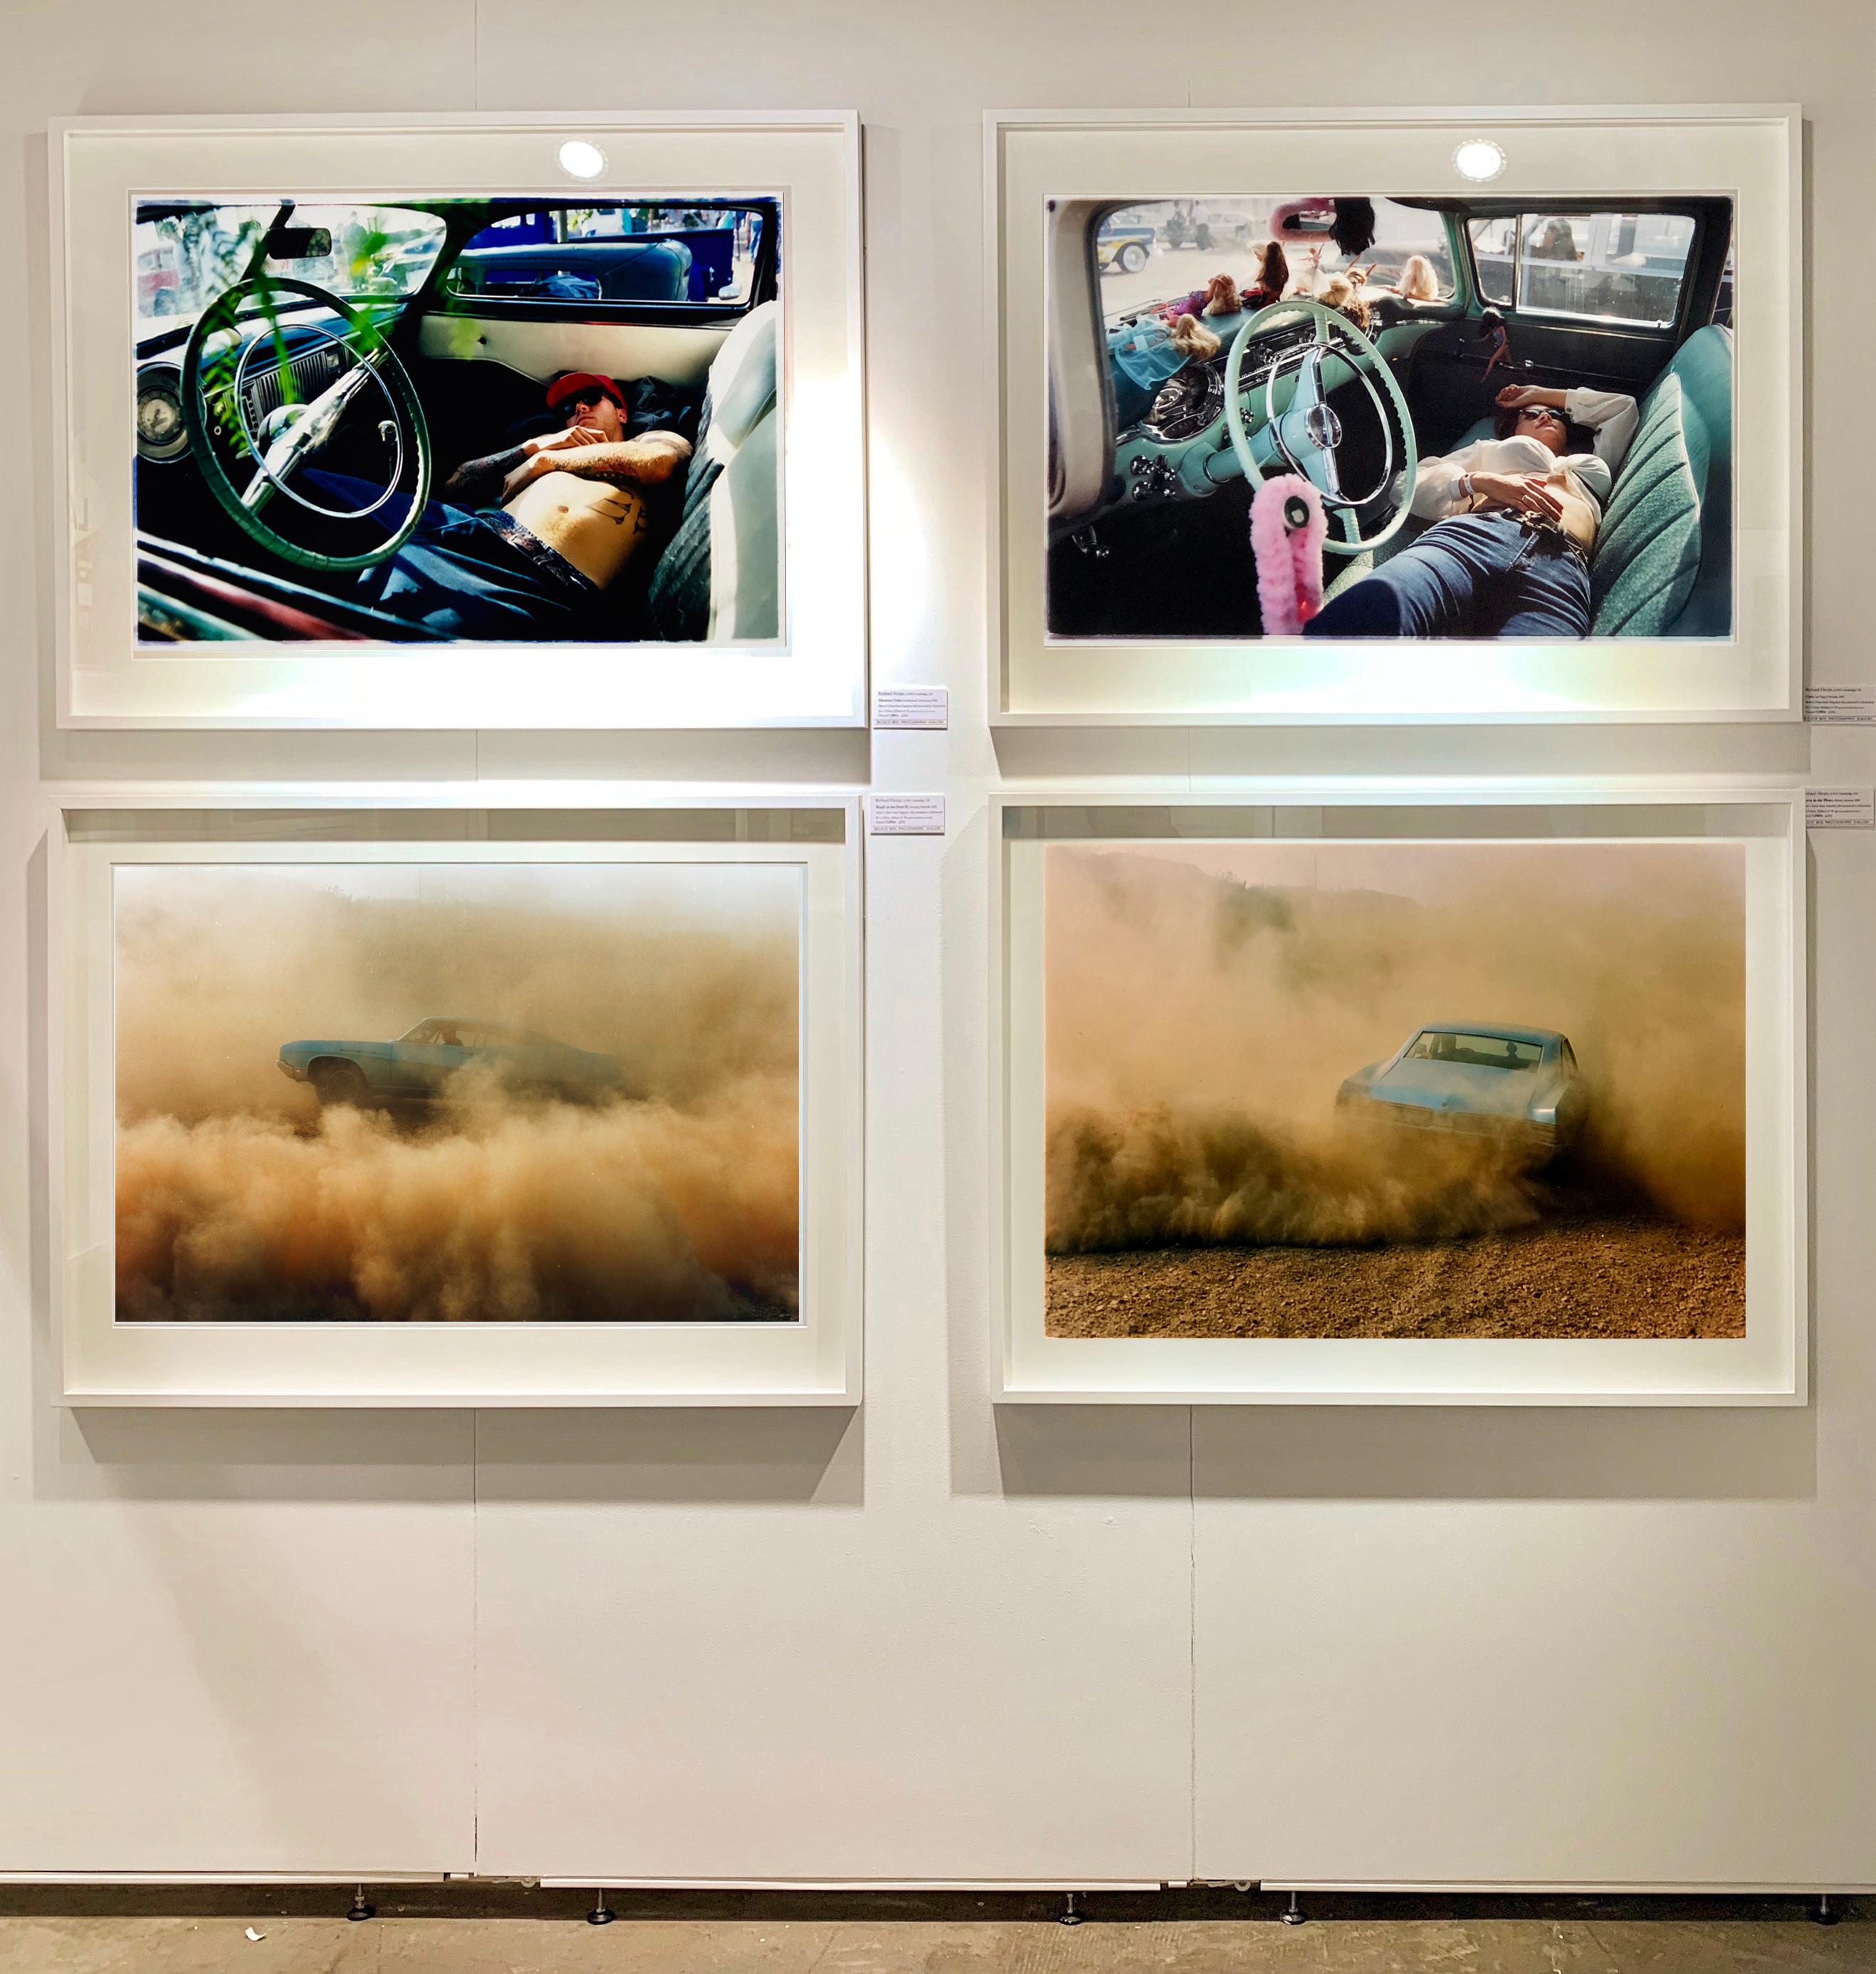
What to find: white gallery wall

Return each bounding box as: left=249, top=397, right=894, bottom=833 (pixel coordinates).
left=2, top=0, right=1873, bottom=1887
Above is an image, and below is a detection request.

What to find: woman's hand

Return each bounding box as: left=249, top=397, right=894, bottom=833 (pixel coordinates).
left=1494, top=383, right=1566, bottom=412
left=1469, top=470, right=1566, bottom=522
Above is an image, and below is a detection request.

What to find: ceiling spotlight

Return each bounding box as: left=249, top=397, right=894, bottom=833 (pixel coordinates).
left=1452, top=139, right=1506, bottom=184
left=557, top=139, right=607, bottom=181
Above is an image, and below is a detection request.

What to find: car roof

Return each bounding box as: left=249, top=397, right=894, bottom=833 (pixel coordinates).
left=1411, top=1023, right=1567, bottom=1047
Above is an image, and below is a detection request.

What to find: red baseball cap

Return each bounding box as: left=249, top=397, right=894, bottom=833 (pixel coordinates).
left=545, top=371, right=626, bottom=412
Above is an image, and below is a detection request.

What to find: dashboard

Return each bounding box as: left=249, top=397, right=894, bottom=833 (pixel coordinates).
left=135, top=310, right=365, bottom=467
left=1098, top=312, right=1425, bottom=519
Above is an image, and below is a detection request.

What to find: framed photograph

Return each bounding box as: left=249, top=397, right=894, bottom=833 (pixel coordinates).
left=55, top=800, right=862, bottom=1404
left=53, top=113, right=865, bottom=728
left=993, top=788, right=1805, bottom=1404
left=989, top=108, right=1800, bottom=724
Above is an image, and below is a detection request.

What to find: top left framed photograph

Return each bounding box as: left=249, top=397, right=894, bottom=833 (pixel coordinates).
left=51, top=112, right=866, bottom=728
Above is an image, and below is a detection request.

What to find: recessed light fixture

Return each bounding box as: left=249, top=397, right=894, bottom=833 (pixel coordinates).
left=557, top=139, right=607, bottom=181
left=1452, top=139, right=1506, bottom=184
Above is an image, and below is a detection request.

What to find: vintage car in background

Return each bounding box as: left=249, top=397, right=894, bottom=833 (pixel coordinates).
left=1096, top=219, right=1158, bottom=275
left=1047, top=194, right=1734, bottom=642
left=1336, top=1023, right=1586, bottom=1162
left=278, top=1018, right=631, bottom=1109
left=1160, top=200, right=1259, bottom=251
left=131, top=194, right=782, bottom=644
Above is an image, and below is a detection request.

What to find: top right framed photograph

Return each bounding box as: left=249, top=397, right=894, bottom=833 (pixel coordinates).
left=989, top=107, right=1801, bottom=724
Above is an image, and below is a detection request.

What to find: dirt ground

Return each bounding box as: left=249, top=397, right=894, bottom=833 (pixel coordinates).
left=1046, top=1213, right=1744, bottom=1340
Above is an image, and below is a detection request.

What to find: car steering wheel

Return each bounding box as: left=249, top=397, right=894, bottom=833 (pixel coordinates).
left=180, top=275, right=432, bottom=573
left=1222, top=299, right=1418, bottom=556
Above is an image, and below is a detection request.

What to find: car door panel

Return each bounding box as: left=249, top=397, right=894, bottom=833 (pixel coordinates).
left=392, top=1043, right=468, bottom=1097
left=1400, top=317, right=1672, bottom=459
left=416, top=313, right=730, bottom=391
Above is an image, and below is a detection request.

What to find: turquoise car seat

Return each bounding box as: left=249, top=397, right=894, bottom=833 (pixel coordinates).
left=1354, top=324, right=1733, bottom=636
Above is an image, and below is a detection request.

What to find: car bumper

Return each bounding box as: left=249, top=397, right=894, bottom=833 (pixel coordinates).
left=1348, top=1100, right=1562, bottom=1152
left=278, top=1059, right=307, bottom=1082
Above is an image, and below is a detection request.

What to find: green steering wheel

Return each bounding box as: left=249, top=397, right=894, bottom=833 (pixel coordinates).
left=1222, top=298, right=1418, bottom=557
left=181, top=275, right=433, bottom=574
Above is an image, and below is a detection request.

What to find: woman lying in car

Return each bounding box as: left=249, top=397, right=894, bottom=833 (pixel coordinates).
left=1304, top=381, right=1639, bottom=639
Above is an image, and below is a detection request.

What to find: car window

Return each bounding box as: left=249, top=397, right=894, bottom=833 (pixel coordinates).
left=401, top=1020, right=464, bottom=1047
left=261, top=204, right=446, bottom=300
left=132, top=203, right=446, bottom=333
left=1095, top=196, right=1452, bottom=327
left=1404, top=1032, right=1542, bottom=1069
left=443, top=204, right=767, bottom=309
left=1467, top=217, right=1518, bottom=306
left=1468, top=211, right=1702, bottom=329
left=133, top=205, right=273, bottom=332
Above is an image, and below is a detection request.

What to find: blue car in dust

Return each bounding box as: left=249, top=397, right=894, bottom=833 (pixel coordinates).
left=1336, top=1023, right=1586, bottom=1161
left=278, top=1017, right=629, bottom=1109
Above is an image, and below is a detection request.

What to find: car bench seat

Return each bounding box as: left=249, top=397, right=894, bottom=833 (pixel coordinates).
left=1340, top=323, right=1733, bottom=637
left=643, top=299, right=780, bottom=642
left=1586, top=323, right=1732, bottom=637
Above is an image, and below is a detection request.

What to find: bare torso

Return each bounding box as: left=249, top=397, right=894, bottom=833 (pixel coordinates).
left=504, top=472, right=654, bottom=589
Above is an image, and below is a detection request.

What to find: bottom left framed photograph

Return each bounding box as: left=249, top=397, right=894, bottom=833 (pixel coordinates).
left=53, top=798, right=863, bottom=1406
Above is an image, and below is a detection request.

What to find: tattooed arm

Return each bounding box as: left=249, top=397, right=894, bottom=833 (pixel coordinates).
left=441, top=422, right=617, bottom=506
left=498, top=430, right=693, bottom=503
left=441, top=444, right=530, bottom=507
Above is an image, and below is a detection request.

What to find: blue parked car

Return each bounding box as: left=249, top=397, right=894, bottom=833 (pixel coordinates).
left=1336, top=1022, right=1586, bottom=1161
left=279, top=1018, right=630, bottom=1109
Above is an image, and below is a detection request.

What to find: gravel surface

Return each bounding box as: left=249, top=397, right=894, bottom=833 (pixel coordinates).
left=1046, top=1213, right=1744, bottom=1340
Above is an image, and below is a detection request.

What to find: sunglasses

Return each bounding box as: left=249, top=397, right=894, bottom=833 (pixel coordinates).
left=561, top=387, right=612, bottom=413
left=1519, top=404, right=1565, bottom=424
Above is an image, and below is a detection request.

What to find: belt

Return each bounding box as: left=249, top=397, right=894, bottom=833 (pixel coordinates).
left=1511, top=509, right=1591, bottom=566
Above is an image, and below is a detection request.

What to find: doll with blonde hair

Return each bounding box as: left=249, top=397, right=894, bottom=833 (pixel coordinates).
left=1390, top=253, right=1440, bottom=303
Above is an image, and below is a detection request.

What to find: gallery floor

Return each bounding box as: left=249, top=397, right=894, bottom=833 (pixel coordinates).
left=1, top=1888, right=1872, bottom=1972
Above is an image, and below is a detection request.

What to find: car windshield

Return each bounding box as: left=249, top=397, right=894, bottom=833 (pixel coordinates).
left=1096, top=196, right=1453, bottom=327
left=132, top=202, right=448, bottom=333
left=1403, top=1032, right=1544, bottom=1070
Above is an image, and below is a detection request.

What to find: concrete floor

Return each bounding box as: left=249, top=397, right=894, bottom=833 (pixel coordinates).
left=0, top=1888, right=1872, bottom=1973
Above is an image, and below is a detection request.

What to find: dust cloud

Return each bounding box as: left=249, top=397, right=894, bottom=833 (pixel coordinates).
left=114, top=864, right=800, bottom=1321
left=1044, top=842, right=1746, bottom=1253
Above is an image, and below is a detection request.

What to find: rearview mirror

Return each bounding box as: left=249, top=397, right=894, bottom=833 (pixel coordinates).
left=264, top=224, right=332, bottom=261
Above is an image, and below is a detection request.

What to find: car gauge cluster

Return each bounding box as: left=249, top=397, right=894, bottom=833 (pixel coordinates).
left=133, top=362, right=189, bottom=464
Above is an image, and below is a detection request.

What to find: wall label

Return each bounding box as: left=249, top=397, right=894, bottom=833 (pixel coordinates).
left=1803, top=685, right=1876, bottom=724
left=874, top=686, right=950, bottom=730
left=1805, top=788, right=1875, bottom=829
left=868, top=794, right=946, bottom=835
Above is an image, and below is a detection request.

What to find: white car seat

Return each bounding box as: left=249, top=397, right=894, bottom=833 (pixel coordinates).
left=643, top=299, right=780, bottom=641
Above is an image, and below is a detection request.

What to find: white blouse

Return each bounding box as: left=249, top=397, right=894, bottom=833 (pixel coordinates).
left=1410, top=387, right=1641, bottom=522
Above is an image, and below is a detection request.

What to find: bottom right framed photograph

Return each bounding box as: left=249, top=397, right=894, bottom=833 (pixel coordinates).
left=994, top=788, right=1805, bottom=1405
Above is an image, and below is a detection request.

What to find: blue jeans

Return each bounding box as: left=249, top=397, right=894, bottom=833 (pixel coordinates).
left=1304, top=508, right=1593, bottom=639
left=362, top=506, right=600, bottom=641
left=300, top=472, right=604, bottom=642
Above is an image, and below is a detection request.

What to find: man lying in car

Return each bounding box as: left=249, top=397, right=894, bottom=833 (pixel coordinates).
left=1304, top=382, right=1638, bottom=639
left=352, top=372, right=691, bottom=640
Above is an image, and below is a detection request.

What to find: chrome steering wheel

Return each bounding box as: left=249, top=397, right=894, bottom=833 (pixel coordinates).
left=1222, top=299, right=1419, bottom=556
left=181, top=275, right=432, bottom=573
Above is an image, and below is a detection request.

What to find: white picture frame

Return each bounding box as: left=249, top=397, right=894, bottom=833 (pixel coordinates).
left=992, top=785, right=1806, bottom=1404
left=53, top=112, right=866, bottom=728
left=988, top=107, right=1801, bottom=724
left=53, top=795, right=864, bottom=1406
